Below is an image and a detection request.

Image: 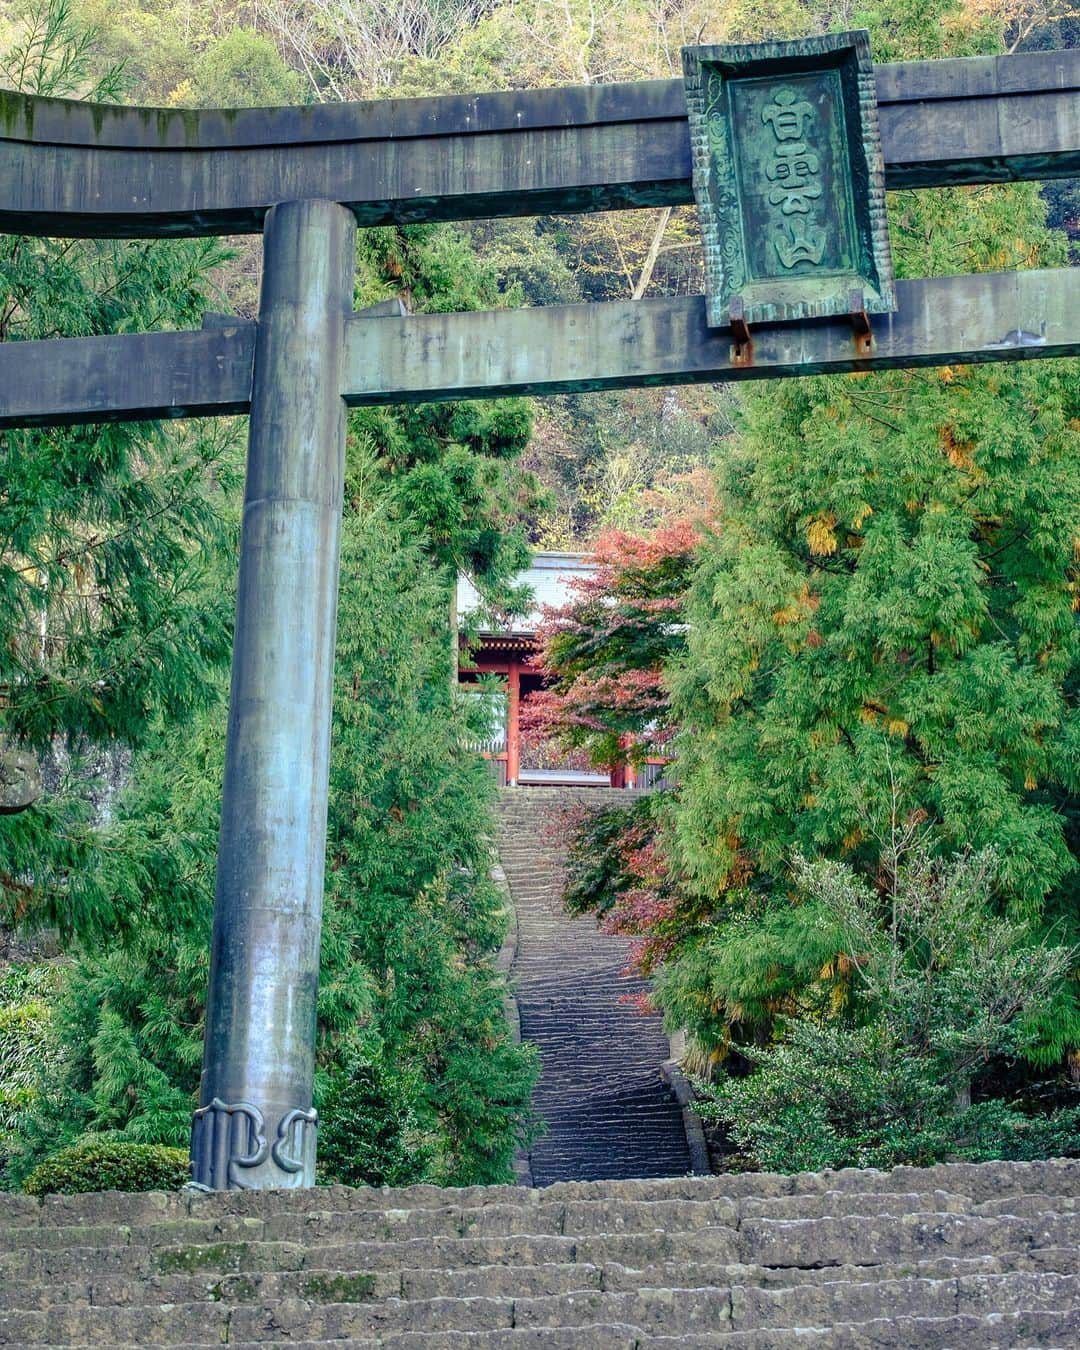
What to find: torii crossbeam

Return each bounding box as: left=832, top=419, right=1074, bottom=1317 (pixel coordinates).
left=2, top=37, right=1079, bottom=1190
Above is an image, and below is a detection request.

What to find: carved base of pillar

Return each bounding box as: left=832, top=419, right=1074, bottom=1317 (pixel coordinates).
left=190, top=1098, right=317, bottom=1190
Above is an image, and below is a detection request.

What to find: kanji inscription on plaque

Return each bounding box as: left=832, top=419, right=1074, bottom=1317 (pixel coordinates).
left=683, top=31, right=896, bottom=329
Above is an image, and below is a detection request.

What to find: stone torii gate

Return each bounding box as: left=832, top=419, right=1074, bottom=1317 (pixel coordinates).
left=3, top=33, right=1080, bottom=1191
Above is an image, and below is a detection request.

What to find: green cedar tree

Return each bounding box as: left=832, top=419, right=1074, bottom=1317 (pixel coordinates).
left=665, top=8, right=1080, bottom=1064
left=6, top=506, right=538, bottom=1186
left=0, top=0, right=243, bottom=943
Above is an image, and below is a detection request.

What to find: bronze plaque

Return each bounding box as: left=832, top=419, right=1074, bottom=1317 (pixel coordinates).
left=683, top=32, right=896, bottom=329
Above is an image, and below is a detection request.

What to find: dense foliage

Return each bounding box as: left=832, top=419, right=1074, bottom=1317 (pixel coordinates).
left=316, top=1059, right=417, bottom=1188
left=691, top=842, right=1080, bottom=1172
left=537, top=0, right=1080, bottom=1166
left=22, top=1138, right=190, bottom=1196
left=521, top=506, right=705, bottom=773
left=0, top=1, right=540, bottom=1192
left=5, top=504, right=538, bottom=1190
left=666, top=168, right=1080, bottom=1067
left=0, top=3, right=243, bottom=944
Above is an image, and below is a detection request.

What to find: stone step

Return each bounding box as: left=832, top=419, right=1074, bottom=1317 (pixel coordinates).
left=7, top=1252, right=1080, bottom=1316
left=20, top=1233, right=1076, bottom=1289
left=68, top=1314, right=1080, bottom=1350
left=5, top=1162, right=1079, bottom=1237
left=5, top=1219, right=1080, bottom=1293
left=87, top=1333, right=639, bottom=1350
left=3, top=1163, right=1080, bottom=1345
left=499, top=778, right=692, bottom=1187
left=741, top=1211, right=1080, bottom=1267
left=5, top=1165, right=1080, bottom=1248
left=655, top=1309, right=1080, bottom=1348
left=5, top=1274, right=1080, bottom=1345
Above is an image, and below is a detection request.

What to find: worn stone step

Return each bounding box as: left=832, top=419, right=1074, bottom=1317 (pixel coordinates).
left=70, top=1317, right=1080, bottom=1350
left=0, top=1303, right=232, bottom=1346
left=601, top=1246, right=1080, bottom=1292
left=7, top=1246, right=1080, bottom=1315
left=730, top=1269, right=1080, bottom=1331
left=4, top=1161, right=1079, bottom=1236
left=497, top=787, right=690, bottom=1186
left=2, top=1161, right=1080, bottom=1346
left=0, top=1266, right=401, bottom=1313
left=229, top=1288, right=734, bottom=1340
left=8, top=1271, right=1080, bottom=1345
left=109, top=1330, right=639, bottom=1350
left=3, top=1195, right=756, bottom=1258
left=0, top=1228, right=747, bottom=1281
left=736, top=1188, right=972, bottom=1220
left=651, top=1307, right=1080, bottom=1347
left=739, top=1210, right=1080, bottom=1267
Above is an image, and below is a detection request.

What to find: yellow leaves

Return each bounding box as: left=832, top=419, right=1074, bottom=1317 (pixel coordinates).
left=841, top=828, right=863, bottom=854
left=773, top=583, right=820, bottom=628
left=1024, top=769, right=1038, bottom=791
left=806, top=514, right=838, bottom=556
left=859, top=705, right=908, bottom=738
left=819, top=952, right=852, bottom=1014
left=851, top=503, right=874, bottom=531
left=940, top=366, right=955, bottom=384
left=165, top=80, right=196, bottom=108
left=938, top=426, right=987, bottom=483
left=941, top=426, right=975, bottom=470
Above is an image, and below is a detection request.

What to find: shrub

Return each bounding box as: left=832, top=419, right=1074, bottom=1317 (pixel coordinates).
left=23, top=1137, right=190, bottom=1196
left=694, top=1021, right=1080, bottom=1173
left=691, top=842, right=1080, bottom=1173
left=316, top=1061, right=421, bottom=1189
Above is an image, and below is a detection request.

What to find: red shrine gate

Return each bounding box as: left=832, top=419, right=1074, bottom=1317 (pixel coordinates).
left=457, top=552, right=664, bottom=789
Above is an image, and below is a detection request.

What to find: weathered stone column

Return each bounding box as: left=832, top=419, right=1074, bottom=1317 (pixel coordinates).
left=191, top=199, right=356, bottom=1190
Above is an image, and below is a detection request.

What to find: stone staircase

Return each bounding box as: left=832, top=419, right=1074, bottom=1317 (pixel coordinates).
left=2, top=1161, right=1080, bottom=1346
left=495, top=787, right=691, bottom=1185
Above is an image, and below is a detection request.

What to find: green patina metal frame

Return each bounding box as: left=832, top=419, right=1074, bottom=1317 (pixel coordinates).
left=683, top=32, right=896, bottom=330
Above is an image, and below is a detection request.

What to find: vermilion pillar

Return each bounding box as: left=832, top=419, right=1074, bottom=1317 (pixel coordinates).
left=507, top=659, right=521, bottom=786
